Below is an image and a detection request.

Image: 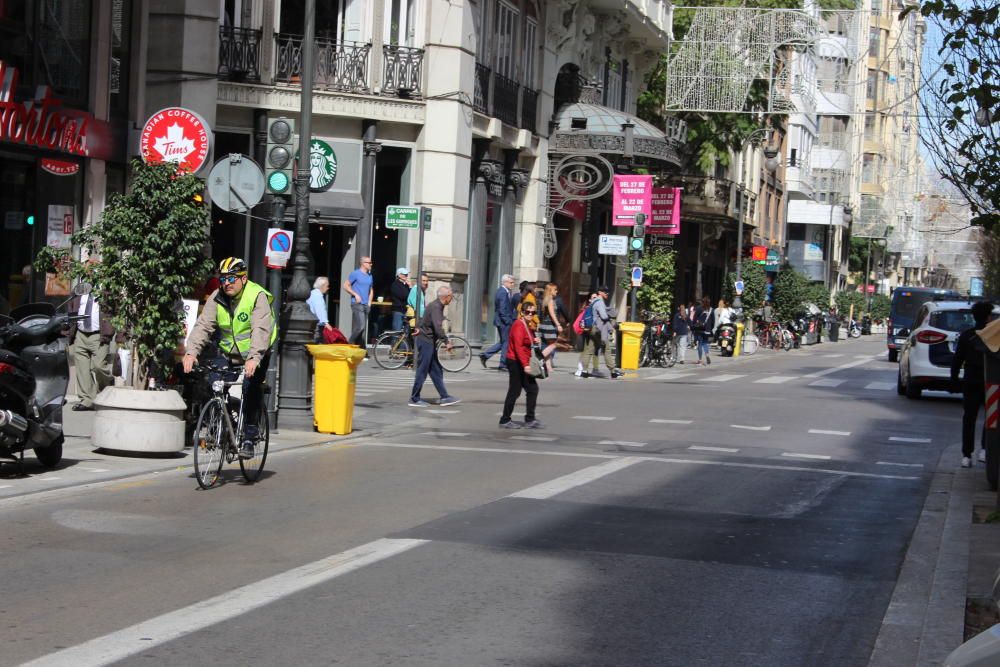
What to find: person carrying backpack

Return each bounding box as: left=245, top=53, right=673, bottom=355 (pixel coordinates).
left=577, top=286, right=621, bottom=378
left=692, top=296, right=715, bottom=366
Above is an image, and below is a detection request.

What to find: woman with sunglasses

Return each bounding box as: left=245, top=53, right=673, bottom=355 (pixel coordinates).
left=499, top=302, right=544, bottom=429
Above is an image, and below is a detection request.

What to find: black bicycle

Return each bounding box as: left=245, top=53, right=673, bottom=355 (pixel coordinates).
left=191, top=361, right=269, bottom=489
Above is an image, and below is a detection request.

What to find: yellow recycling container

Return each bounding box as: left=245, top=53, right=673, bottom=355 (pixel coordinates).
left=618, top=321, right=646, bottom=370
left=306, top=344, right=367, bottom=435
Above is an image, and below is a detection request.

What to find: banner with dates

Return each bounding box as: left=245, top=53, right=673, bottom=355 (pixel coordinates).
left=612, top=175, right=653, bottom=226
left=650, top=187, right=681, bottom=235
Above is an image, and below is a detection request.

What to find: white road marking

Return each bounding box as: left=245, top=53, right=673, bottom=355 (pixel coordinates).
left=354, top=392, right=376, bottom=397
left=0, top=485, right=11, bottom=489
left=599, top=440, right=647, bottom=447
left=650, top=419, right=693, bottom=425
left=21, top=538, right=427, bottom=667
left=803, top=356, right=879, bottom=379
left=808, top=429, right=851, bottom=436
left=358, top=442, right=921, bottom=480
left=509, top=457, right=643, bottom=499
left=808, top=378, right=846, bottom=388
left=573, top=415, right=616, bottom=421
left=855, top=354, right=874, bottom=359
left=889, top=436, right=932, bottom=443
left=422, top=432, right=469, bottom=437
left=82, top=468, right=110, bottom=473
left=823, top=354, right=845, bottom=358
left=865, top=382, right=895, bottom=391
left=427, top=410, right=461, bottom=415
left=37, top=477, right=62, bottom=481
left=648, top=372, right=696, bottom=380
left=754, top=376, right=798, bottom=384
left=700, top=374, right=746, bottom=382
left=781, top=452, right=832, bottom=460
left=689, top=446, right=739, bottom=453
left=730, top=424, right=771, bottom=431
left=877, top=461, right=925, bottom=468
left=510, top=436, right=557, bottom=442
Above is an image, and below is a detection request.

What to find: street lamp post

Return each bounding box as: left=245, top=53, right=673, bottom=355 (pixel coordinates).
left=734, top=128, right=776, bottom=320
left=825, top=201, right=853, bottom=294
left=277, top=0, right=318, bottom=429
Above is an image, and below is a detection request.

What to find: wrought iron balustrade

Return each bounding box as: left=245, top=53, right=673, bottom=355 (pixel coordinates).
left=520, top=88, right=538, bottom=133
left=275, top=34, right=371, bottom=93
left=218, top=26, right=262, bottom=81
left=474, top=63, right=491, bottom=115
left=492, top=73, right=520, bottom=127
left=382, top=45, right=423, bottom=97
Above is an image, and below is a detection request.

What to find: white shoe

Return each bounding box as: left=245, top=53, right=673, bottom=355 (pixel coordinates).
left=574, top=370, right=584, bottom=377
left=979, top=449, right=987, bottom=463
left=961, top=456, right=972, bottom=468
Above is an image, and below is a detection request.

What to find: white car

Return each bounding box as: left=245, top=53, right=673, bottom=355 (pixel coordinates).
left=897, top=300, right=1000, bottom=399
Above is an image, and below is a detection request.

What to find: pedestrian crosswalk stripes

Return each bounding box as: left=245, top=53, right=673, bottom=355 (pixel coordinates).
left=808, top=378, right=846, bottom=388
left=699, top=374, right=746, bottom=382
left=865, top=382, right=895, bottom=391
left=753, top=375, right=798, bottom=384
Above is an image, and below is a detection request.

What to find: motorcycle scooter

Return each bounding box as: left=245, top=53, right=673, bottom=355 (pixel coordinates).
left=0, top=285, right=88, bottom=473
left=716, top=323, right=737, bottom=357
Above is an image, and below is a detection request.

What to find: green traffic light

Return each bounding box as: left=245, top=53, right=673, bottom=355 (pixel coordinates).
left=630, top=237, right=644, bottom=251
left=268, top=171, right=290, bottom=193
left=26, top=215, right=35, bottom=226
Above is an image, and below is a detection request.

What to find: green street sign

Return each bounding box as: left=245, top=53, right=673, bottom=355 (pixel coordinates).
left=385, top=205, right=420, bottom=230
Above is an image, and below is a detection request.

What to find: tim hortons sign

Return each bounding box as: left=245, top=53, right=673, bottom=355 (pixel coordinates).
left=140, top=107, right=212, bottom=173
left=0, top=61, right=113, bottom=160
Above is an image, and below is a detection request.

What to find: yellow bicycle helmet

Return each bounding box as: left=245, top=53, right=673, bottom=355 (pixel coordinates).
left=219, top=257, right=248, bottom=276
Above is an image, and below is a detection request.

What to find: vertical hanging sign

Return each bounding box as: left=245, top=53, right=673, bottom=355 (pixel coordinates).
left=650, top=187, right=682, bottom=235
left=612, top=175, right=653, bottom=226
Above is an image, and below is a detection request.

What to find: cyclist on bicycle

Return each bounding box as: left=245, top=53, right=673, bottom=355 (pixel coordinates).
left=183, top=257, right=278, bottom=458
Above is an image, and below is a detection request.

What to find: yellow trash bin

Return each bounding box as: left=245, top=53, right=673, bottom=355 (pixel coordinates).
left=618, top=321, right=646, bottom=370
left=306, top=344, right=367, bottom=435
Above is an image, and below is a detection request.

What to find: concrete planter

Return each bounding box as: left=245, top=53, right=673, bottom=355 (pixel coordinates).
left=92, top=387, right=187, bottom=454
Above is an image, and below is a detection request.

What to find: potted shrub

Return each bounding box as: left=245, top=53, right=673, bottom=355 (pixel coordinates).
left=45, top=159, right=214, bottom=453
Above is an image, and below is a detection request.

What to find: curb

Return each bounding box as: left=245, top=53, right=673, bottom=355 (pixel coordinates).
left=868, top=441, right=969, bottom=666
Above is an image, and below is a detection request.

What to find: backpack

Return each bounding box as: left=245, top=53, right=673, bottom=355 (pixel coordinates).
left=582, top=304, right=595, bottom=331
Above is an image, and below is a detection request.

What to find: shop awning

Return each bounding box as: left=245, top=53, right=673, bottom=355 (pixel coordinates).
left=308, top=190, right=364, bottom=226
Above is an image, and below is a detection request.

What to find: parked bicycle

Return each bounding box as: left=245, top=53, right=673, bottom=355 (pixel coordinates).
left=371, top=326, right=472, bottom=372
left=639, top=311, right=676, bottom=367
left=190, top=360, right=269, bottom=489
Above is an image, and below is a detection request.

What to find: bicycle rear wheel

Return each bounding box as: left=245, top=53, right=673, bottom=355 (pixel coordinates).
left=373, top=331, right=410, bottom=370
left=781, top=330, right=794, bottom=351
left=742, top=334, right=759, bottom=355
left=239, top=408, right=269, bottom=483
left=193, top=400, right=225, bottom=489
left=437, top=335, right=472, bottom=372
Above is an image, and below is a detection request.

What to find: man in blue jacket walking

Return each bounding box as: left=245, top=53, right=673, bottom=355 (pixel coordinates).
left=479, top=274, right=516, bottom=371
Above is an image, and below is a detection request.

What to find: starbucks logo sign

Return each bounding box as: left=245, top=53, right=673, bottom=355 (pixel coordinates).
left=309, top=139, right=337, bottom=192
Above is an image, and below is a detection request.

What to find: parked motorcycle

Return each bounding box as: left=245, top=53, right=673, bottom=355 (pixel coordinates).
left=860, top=315, right=872, bottom=336
left=716, top=323, right=737, bottom=357
left=0, top=286, right=86, bottom=472
left=847, top=318, right=862, bottom=338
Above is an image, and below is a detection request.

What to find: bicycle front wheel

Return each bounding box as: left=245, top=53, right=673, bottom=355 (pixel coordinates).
left=239, top=408, right=269, bottom=483
left=193, top=399, right=225, bottom=489
left=437, top=336, right=472, bottom=372
left=373, top=331, right=411, bottom=370
left=742, top=334, right=759, bottom=356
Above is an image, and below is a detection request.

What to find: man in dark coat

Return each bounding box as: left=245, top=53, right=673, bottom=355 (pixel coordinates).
left=479, top=274, right=516, bottom=371
left=952, top=300, right=996, bottom=467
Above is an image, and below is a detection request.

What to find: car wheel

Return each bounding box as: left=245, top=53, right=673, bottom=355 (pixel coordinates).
left=888, top=349, right=898, bottom=363
left=904, top=368, right=922, bottom=399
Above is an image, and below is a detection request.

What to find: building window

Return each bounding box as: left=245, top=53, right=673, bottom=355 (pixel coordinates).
left=864, top=113, right=877, bottom=140
left=494, top=0, right=518, bottom=80
left=869, top=27, right=880, bottom=58
left=523, top=17, right=536, bottom=87
left=867, top=71, right=878, bottom=101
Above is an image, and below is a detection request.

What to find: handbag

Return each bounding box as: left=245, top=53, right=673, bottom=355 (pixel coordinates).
left=521, top=320, right=548, bottom=379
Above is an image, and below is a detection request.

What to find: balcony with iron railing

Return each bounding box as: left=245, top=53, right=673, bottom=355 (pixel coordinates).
left=218, top=26, right=263, bottom=82
left=274, top=34, right=372, bottom=93
left=472, top=62, right=539, bottom=133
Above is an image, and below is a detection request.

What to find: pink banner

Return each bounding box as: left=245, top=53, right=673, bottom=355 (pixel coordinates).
left=650, top=187, right=681, bottom=235
left=612, top=175, right=653, bottom=226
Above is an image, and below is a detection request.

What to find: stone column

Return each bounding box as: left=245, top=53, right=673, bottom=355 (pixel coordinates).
left=463, top=140, right=497, bottom=342
left=498, top=149, right=525, bottom=282
left=358, top=119, right=381, bottom=261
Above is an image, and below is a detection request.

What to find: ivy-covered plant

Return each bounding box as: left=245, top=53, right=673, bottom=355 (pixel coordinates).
left=50, top=160, right=213, bottom=388
left=869, top=293, right=891, bottom=321
left=835, top=289, right=866, bottom=317
left=724, top=261, right=768, bottom=314
left=772, top=265, right=814, bottom=321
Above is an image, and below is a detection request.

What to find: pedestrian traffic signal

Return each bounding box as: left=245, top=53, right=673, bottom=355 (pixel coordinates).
left=266, top=117, right=296, bottom=195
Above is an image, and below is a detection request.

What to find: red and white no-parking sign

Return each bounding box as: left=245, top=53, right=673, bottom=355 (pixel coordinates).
left=139, top=107, right=212, bottom=173
left=265, top=228, right=294, bottom=269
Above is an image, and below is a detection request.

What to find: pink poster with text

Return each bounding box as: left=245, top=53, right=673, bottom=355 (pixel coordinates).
left=650, top=187, right=682, bottom=235
left=612, top=175, right=653, bottom=226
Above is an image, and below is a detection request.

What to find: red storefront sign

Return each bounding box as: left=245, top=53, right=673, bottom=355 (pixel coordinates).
left=40, top=158, right=80, bottom=176
left=0, top=61, right=113, bottom=160
left=612, top=175, right=653, bottom=226
left=751, top=246, right=768, bottom=264
left=650, top=187, right=682, bottom=235
left=140, top=107, right=212, bottom=173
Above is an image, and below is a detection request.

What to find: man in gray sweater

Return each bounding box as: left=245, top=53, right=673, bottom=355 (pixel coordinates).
left=408, top=285, right=462, bottom=407
left=580, top=285, right=622, bottom=379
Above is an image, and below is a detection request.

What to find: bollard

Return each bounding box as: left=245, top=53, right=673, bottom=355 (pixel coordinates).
left=734, top=322, right=744, bottom=358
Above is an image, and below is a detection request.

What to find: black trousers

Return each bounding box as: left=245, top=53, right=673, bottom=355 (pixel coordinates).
left=502, top=360, right=538, bottom=423
left=962, top=382, right=985, bottom=457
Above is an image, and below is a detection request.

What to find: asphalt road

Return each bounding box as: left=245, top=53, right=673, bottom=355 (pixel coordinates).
left=2, top=337, right=964, bottom=666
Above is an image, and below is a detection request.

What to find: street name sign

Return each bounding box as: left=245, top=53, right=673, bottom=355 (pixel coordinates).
left=386, top=205, right=420, bottom=230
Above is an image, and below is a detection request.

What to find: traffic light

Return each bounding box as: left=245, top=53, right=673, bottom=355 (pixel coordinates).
left=266, top=117, right=296, bottom=195
left=631, top=213, right=646, bottom=252
left=26, top=214, right=34, bottom=226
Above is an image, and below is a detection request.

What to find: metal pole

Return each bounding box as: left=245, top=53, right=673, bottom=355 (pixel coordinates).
left=414, top=207, right=427, bottom=370
left=826, top=203, right=835, bottom=291
left=277, top=0, right=317, bottom=429
left=864, top=236, right=872, bottom=314
left=266, top=195, right=286, bottom=430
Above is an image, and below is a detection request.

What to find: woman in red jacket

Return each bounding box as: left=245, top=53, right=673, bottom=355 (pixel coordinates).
left=499, top=301, right=543, bottom=429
